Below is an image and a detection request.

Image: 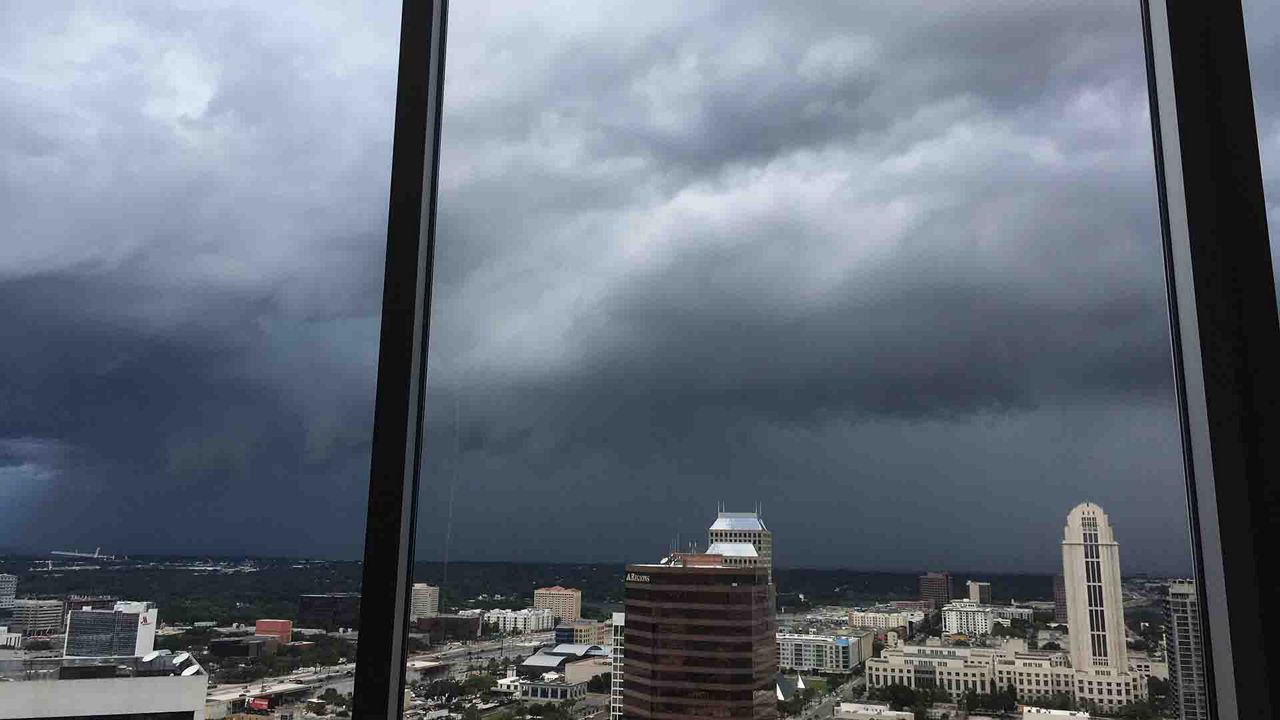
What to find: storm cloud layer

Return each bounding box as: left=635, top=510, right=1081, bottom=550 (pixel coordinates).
left=2, top=1, right=1277, bottom=573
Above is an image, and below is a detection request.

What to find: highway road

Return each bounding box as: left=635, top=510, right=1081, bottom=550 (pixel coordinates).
left=793, top=674, right=866, bottom=720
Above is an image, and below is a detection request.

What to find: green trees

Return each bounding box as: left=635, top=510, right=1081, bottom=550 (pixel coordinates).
left=461, top=674, right=497, bottom=696
left=959, top=685, right=1017, bottom=713
left=587, top=672, right=611, bottom=693
left=866, top=683, right=948, bottom=713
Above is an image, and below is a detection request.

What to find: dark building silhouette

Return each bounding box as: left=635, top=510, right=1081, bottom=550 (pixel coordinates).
left=297, top=593, right=360, bottom=631
left=415, top=613, right=482, bottom=643
left=918, top=571, right=952, bottom=610
left=1166, top=580, right=1208, bottom=720
left=623, top=552, right=776, bottom=720
left=1053, top=573, right=1068, bottom=624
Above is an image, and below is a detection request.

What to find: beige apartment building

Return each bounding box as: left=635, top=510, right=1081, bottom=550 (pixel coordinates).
left=534, top=586, right=582, bottom=621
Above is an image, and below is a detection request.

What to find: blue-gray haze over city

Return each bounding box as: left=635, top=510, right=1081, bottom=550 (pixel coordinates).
left=2, top=1, right=1279, bottom=573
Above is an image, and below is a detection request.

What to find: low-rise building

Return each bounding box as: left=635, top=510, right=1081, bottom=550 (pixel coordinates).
left=848, top=608, right=925, bottom=634
left=869, top=641, right=1141, bottom=711
left=992, top=651, right=1075, bottom=703
left=867, top=644, right=997, bottom=697
left=517, top=643, right=611, bottom=680
left=208, top=635, right=280, bottom=658
left=889, top=600, right=936, bottom=614
left=777, top=631, right=874, bottom=674
left=254, top=618, right=293, bottom=644
left=991, top=604, right=1035, bottom=625
left=486, top=607, right=555, bottom=634
left=415, top=613, right=482, bottom=642
left=555, top=618, right=611, bottom=646
left=834, top=702, right=914, bottom=719
left=296, top=593, right=360, bottom=631
left=499, top=670, right=589, bottom=703
left=0, top=626, right=20, bottom=649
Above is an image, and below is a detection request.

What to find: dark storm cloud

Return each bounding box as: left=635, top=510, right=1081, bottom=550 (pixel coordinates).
left=4, top=0, right=1267, bottom=573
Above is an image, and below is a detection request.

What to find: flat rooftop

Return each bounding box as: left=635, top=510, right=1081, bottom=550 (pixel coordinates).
left=0, top=654, right=206, bottom=683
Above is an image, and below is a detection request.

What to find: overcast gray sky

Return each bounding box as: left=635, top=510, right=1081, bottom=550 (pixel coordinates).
left=2, top=1, right=1278, bottom=574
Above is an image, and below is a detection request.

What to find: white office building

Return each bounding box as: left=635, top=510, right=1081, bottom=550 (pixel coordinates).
left=993, top=650, right=1077, bottom=702
left=411, top=583, right=440, bottom=621
left=777, top=631, right=874, bottom=674
left=485, top=607, right=555, bottom=634
left=1061, top=502, right=1147, bottom=710
left=992, top=604, right=1036, bottom=624
left=942, top=601, right=993, bottom=636
left=0, top=574, right=16, bottom=611
left=610, top=612, right=625, bottom=720
left=0, top=626, right=20, bottom=649
left=64, top=600, right=158, bottom=658
left=967, top=581, right=992, bottom=604
left=0, top=654, right=207, bottom=719
left=867, top=644, right=998, bottom=696
left=708, top=507, right=772, bottom=578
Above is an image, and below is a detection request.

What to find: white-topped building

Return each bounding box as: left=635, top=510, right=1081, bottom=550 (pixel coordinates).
left=1062, top=503, right=1146, bottom=711
left=708, top=506, right=772, bottom=578
left=705, top=541, right=761, bottom=567
left=485, top=607, right=555, bottom=634
left=942, top=601, right=993, bottom=636
left=411, top=583, right=440, bottom=621
left=777, top=632, right=874, bottom=674
left=610, top=612, right=625, bottom=720
left=848, top=608, right=925, bottom=634
left=64, top=600, right=157, bottom=658
left=834, top=703, right=914, bottom=720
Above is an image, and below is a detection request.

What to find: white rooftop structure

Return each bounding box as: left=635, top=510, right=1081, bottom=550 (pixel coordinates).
left=709, top=512, right=767, bottom=532
left=706, top=542, right=759, bottom=557
left=707, top=506, right=772, bottom=578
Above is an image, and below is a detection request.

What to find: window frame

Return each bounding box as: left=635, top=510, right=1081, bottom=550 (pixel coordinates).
left=353, top=1, right=1280, bottom=717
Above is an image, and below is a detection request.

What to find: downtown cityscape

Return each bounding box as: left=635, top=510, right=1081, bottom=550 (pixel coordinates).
left=0, top=502, right=1205, bottom=719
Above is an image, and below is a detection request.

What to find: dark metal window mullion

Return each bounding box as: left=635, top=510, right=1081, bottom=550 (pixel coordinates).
left=352, top=0, right=450, bottom=717
left=1143, top=1, right=1280, bottom=718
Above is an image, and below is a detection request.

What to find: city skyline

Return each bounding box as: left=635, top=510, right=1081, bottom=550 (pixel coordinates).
left=8, top=1, right=1280, bottom=574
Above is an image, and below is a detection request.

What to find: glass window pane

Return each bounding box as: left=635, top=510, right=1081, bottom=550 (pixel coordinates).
left=411, top=2, right=1202, bottom=719
left=0, top=2, right=400, bottom=717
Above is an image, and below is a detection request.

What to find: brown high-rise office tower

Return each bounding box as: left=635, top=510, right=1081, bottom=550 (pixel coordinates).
left=918, top=571, right=952, bottom=610
left=623, top=552, right=776, bottom=720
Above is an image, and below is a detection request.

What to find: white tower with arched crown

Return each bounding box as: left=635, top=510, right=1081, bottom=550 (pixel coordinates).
left=1061, top=502, right=1146, bottom=710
